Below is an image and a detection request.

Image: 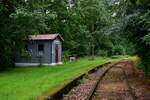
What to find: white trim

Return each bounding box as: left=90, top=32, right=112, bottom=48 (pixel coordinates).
left=15, top=63, right=39, bottom=66
left=57, top=33, right=64, bottom=41
left=15, top=63, right=61, bottom=67
left=57, top=62, right=63, bottom=65
left=50, top=63, right=56, bottom=66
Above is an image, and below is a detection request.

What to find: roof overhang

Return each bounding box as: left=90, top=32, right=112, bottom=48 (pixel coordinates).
left=28, top=33, right=64, bottom=41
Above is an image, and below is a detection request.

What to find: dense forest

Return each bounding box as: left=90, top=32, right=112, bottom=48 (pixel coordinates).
left=0, top=0, right=149, bottom=74
left=119, top=0, right=150, bottom=74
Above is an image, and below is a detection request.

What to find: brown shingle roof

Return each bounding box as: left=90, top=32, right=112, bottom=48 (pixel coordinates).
left=29, top=34, right=64, bottom=41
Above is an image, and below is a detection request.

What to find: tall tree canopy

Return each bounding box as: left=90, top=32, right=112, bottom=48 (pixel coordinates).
left=109, top=0, right=150, bottom=74
left=0, top=0, right=136, bottom=70
left=125, top=0, right=150, bottom=74
left=0, top=0, right=47, bottom=69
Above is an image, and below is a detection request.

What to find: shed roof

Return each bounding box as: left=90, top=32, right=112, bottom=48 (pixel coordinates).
left=29, top=33, right=64, bottom=41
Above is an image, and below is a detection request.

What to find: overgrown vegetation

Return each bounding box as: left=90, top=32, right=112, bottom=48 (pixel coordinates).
left=0, top=0, right=135, bottom=70
left=0, top=0, right=149, bottom=74
left=104, top=0, right=150, bottom=74
left=0, top=0, right=46, bottom=70
left=114, top=0, right=150, bottom=74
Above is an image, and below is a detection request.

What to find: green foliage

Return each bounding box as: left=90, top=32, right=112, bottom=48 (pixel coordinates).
left=0, top=0, right=135, bottom=70
left=112, top=45, right=125, bottom=55
left=0, top=0, right=47, bottom=70
left=62, top=51, right=70, bottom=63
left=116, top=0, right=150, bottom=74
left=97, top=50, right=108, bottom=57
left=20, top=49, right=31, bottom=60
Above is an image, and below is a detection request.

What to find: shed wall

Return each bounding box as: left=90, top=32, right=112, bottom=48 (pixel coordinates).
left=15, top=40, right=52, bottom=64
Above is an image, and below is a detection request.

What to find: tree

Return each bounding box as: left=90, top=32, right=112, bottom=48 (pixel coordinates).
left=112, top=0, right=150, bottom=74
left=0, top=0, right=47, bottom=70
left=0, top=0, right=136, bottom=70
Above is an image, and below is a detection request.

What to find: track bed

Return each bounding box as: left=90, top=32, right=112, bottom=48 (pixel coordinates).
left=61, top=61, right=150, bottom=100
left=62, top=63, right=114, bottom=100
left=91, top=62, right=134, bottom=100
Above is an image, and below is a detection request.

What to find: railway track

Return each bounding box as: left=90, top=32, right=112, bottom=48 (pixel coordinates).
left=62, top=61, right=135, bottom=100
left=39, top=62, right=111, bottom=100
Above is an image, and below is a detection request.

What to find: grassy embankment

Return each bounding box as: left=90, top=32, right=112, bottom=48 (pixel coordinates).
left=0, top=56, right=130, bottom=100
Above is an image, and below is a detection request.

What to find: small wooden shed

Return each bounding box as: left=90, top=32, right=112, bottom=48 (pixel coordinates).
left=15, top=33, right=64, bottom=66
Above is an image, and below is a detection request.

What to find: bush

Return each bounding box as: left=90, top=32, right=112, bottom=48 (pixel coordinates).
left=62, top=51, right=70, bottom=63
left=125, top=1, right=150, bottom=75
left=112, top=45, right=125, bottom=55
left=97, top=50, right=108, bottom=57
left=0, top=45, right=15, bottom=71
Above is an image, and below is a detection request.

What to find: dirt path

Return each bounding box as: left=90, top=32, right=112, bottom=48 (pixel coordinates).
left=92, top=62, right=133, bottom=100
left=123, top=61, right=150, bottom=100
left=61, top=60, right=150, bottom=100
left=92, top=61, right=150, bottom=100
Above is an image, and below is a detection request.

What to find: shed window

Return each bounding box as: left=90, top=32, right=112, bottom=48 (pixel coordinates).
left=38, top=44, right=44, bottom=56
left=38, top=44, right=44, bottom=51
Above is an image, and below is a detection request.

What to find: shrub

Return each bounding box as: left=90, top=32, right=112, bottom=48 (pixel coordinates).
left=97, top=50, right=108, bottom=57
left=62, top=51, right=70, bottom=63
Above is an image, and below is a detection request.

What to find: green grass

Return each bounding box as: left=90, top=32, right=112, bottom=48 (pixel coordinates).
left=0, top=56, right=128, bottom=100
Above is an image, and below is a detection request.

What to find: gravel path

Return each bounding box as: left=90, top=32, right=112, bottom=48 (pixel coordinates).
left=61, top=61, right=150, bottom=100
left=62, top=64, right=112, bottom=100
left=91, top=62, right=133, bottom=100
left=123, top=61, right=150, bottom=100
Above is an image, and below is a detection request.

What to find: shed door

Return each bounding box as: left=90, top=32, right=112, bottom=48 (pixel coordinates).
left=55, top=45, right=59, bottom=63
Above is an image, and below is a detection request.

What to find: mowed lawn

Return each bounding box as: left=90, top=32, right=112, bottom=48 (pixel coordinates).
left=0, top=57, right=127, bottom=100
